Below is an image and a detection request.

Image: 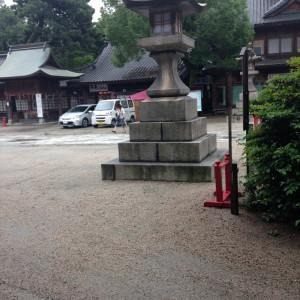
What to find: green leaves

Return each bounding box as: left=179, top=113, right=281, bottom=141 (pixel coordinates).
left=0, top=6, right=26, bottom=53
left=184, top=0, right=254, bottom=71
left=1, top=0, right=105, bottom=68
left=99, top=0, right=253, bottom=70
left=242, top=56, right=300, bottom=227
left=100, top=0, right=149, bottom=67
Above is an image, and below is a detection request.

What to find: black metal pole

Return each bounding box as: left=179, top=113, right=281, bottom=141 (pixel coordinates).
left=226, top=72, right=233, bottom=167
left=242, top=48, right=249, bottom=134
left=231, top=163, right=239, bottom=215
left=241, top=47, right=250, bottom=175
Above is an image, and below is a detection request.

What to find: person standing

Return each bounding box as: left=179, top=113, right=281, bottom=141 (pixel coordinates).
left=112, top=104, right=126, bottom=133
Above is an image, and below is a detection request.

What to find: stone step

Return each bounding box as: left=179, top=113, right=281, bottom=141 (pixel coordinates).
left=129, top=117, right=207, bottom=142
left=119, top=133, right=216, bottom=163
left=101, top=148, right=228, bottom=182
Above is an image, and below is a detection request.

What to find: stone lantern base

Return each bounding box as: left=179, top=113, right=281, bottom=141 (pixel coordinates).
left=101, top=96, right=227, bottom=182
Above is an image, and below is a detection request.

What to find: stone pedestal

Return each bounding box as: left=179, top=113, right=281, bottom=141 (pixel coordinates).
left=232, top=70, right=259, bottom=123
left=101, top=96, right=227, bottom=182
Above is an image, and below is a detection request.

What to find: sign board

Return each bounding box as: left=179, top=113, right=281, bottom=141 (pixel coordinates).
left=36, top=93, right=43, bottom=118
left=195, top=76, right=212, bottom=85
left=89, top=83, right=108, bottom=92
left=188, top=90, right=202, bottom=111
left=59, top=80, right=68, bottom=87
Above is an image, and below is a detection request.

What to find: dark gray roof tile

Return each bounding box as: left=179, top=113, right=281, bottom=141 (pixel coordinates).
left=78, top=43, right=186, bottom=84
left=247, top=0, right=300, bottom=25
left=247, top=0, right=278, bottom=24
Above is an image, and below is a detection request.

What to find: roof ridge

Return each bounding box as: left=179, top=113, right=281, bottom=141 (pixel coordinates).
left=9, top=42, right=49, bottom=52
left=264, top=0, right=290, bottom=17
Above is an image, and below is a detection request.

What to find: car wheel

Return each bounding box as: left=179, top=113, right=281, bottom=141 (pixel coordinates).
left=111, top=119, right=116, bottom=127
left=93, top=124, right=99, bottom=128
left=130, top=115, right=135, bottom=123
left=82, top=118, right=88, bottom=128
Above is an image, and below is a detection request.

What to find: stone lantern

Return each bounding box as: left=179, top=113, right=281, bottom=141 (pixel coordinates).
left=233, top=44, right=261, bottom=122
left=124, top=0, right=206, bottom=97
left=101, top=0, right=227, bottom=182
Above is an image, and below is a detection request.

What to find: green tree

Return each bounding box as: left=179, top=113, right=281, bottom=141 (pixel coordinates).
left=99, top=0, right=254, bottom=70
left=100, top=0, right=149, bottom=67
left=242, top=55, right=300, bottom=227
left=184, top=0, right=254, bottom=72
left=0, top=5, right=26, bottom=53
left=10, top=0, right=105, bottom=68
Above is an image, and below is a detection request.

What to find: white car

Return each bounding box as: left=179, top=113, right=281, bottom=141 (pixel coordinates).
left=59, top=104, right=96, bottom=128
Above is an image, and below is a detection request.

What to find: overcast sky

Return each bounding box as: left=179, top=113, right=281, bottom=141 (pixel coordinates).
left=4, top=0, right=104, bottom=21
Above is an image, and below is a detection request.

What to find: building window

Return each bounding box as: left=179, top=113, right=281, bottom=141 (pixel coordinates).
left=297, top=36, right=300, bottom=51
left=153, top=12, right=171, bottom=34
left=268, top=38, right=279, bottom=54
left=16, top=99, right=29, bottom=111
left=175, top=13, right=181, bottom=33
left=42, top=94, right=58, bottom=109
left=268, top=37, right=293, bottom=54
left=0, top=100, right=7, bottom=111
left=281, top=37, right=292, bottom=53
left=253, top=46, right=262, bottom=55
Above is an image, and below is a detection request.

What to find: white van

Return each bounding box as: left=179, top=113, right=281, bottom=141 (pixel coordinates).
left=92, top=98, right=136, bottom=128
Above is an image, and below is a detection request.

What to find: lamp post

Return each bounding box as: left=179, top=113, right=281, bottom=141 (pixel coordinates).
left=238, top=43, right=262, bottom=175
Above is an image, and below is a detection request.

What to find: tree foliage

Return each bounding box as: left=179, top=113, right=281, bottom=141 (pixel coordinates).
left=0, top=5, right=26, bottom=53
left=1, top=0, right=105, bottom=68
left=184, top=0, right=254, bottom=71
left=100, top=0, right=149, bottom=67
left=99, top=0, right=254, bottom=70
left=242, top=55, right=300, bottom=227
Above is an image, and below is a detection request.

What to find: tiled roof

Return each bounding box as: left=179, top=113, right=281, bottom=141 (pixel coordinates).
left=247, top=0, right=300, bottom=25
left=255, top=57, right=289, bottom=67
left=78, top=43, right=186, bottom=84
left=264, top=0, right=290, bottom=16
left=0, top=42, right=83, bottom=80
left=247, top=0, right=279, bottom=24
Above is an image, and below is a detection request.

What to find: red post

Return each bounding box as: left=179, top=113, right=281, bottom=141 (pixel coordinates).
left=254, top=115, right=258, bottom=127
left=214, top=161, right=222, bottom=203
left=204, top=152, right=242, bottom=208
left=2, top=117, right=7, bottom=127
left=224, top=153, right=230, bottom=192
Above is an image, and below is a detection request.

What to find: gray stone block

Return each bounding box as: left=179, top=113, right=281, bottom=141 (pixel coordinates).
left=119, top=133, right=216, bottom=163
left=129, top=122, right=162, bottom=141
left=139, top=96, right=197, bottom=122
left=130, top=117, right=207, bottom=142
left=162, top=117, right=207, bottom=141
left=101, top=148, right=228, bottom=182
left=118, top=142, right=157, bottom=162
left=101, top=163, right=115, bottom=180
left=158, top=133, right=217, bottom=162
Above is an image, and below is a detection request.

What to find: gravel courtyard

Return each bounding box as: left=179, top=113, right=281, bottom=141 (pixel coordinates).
left=0, top=117, right=299, bottom=299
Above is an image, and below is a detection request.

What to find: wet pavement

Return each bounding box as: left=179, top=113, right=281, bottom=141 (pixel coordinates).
left=0, top=117, right=245, bottom=146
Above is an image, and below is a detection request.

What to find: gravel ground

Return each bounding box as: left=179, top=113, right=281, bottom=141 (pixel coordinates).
left=0, top=117, right=299, bottom=300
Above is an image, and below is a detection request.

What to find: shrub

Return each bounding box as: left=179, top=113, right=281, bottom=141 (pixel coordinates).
left=242, top=55, right=300, bottom=227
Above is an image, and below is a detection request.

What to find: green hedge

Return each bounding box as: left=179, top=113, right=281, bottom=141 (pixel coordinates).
left=242, top=55, right=300, bottom=227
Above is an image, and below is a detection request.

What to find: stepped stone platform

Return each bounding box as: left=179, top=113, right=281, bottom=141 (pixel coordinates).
left=101, top=96, right=227, bottom=182
left=101, top=148, right=226, bottom=182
